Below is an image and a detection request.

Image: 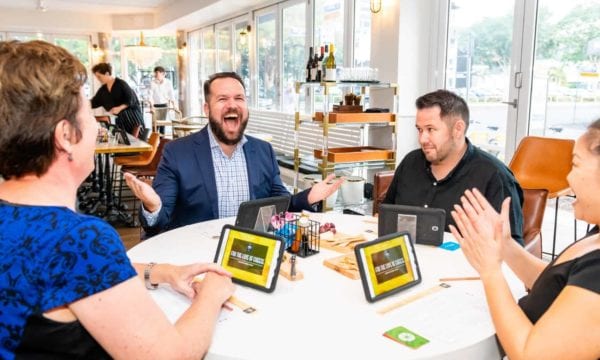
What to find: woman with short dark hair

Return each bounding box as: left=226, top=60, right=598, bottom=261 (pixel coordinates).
left=91, top=62, right=145, bottom=135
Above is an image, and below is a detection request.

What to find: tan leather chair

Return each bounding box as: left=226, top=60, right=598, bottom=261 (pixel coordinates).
left=509, top=136, right=575, bottom=258
left=521, top=188, right=548, bottom=259
left=372, top=170, right=395, bottom=215
left=121, top=138, right=171, bottom=229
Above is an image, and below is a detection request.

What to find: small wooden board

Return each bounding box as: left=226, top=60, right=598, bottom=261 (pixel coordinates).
left=320, top=232, right=367, bottom=253
left=313, top=112, right=395, bottom=123
left=314, top=146, right=394, bottom=163
left=323, top=253, right=360, bottom=280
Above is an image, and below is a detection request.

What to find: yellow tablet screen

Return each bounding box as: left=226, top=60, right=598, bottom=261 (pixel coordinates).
left=221, top=228, right=278, bottom=288
left=363, top=234, right=415, bottom=296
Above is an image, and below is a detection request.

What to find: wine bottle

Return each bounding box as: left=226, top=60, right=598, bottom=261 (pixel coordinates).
left=316, top=46, right=324, bottom=82
left=321, top=44, right=329, bottom=81
left=311, top=51, right=319, bottom=82
left=306, top=46, right=314, bottom=82
left=325, top=43, right=336, bottom=82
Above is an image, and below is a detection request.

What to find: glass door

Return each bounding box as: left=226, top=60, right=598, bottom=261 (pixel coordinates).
left=445, top=0, right=519, bottom=161
left=528, top=0, right=600, bottom=140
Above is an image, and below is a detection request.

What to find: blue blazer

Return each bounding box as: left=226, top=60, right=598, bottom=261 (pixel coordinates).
left=140, top=126, right=311, bottom=234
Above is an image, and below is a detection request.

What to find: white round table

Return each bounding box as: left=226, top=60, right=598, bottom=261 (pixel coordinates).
left=128, top=213, right=524, bottom=360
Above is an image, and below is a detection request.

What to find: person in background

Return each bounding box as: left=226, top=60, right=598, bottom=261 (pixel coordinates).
left=449, top=118, right=600, bottom=359
left=382, top=89, right=524, bottom=244
left=0, top=40, right=234, bottom=359
left=91, top=62, right=145, bottom=135
left=125, top=72, right=343, bottom=236
left=149, top=66, right=177, bottom=134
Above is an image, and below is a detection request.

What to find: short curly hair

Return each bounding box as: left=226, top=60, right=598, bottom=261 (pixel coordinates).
left=0, top=40, right=87, bottom=179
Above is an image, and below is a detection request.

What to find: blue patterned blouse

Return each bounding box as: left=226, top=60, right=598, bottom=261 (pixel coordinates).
left=0, top=201, right=137, bottom=359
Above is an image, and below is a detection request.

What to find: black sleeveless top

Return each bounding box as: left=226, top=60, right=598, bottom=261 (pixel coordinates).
left=15, top=315, right=111, bottom=359
left=518, top=244, right=600, bottom=324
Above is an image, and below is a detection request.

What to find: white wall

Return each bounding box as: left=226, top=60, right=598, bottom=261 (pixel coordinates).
left=370, top=0, right=442, bottom=161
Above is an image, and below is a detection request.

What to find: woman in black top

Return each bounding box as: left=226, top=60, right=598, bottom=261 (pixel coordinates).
left=91, top=62, right=144, bottom=135
left=449, top=119, right=600, bottom=359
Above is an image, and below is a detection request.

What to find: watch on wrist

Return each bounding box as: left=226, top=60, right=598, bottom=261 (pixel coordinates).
left=144, top=262, right=159, bottom=290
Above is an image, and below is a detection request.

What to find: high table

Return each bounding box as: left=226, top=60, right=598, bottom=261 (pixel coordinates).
left=128, top=213, right=525, bottom=360
left=79, top=136, right=151, bottom=223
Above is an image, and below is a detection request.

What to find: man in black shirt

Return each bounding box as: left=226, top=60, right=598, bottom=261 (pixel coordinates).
left=382, top=90, right=524, bottom=244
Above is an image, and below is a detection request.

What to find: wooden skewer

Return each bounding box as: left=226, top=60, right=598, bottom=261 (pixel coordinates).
left=226, top=295, right=257, bottom=314
left=377, top=283, right=450, bottom=315
left=438, top=276, right=480, bottom=282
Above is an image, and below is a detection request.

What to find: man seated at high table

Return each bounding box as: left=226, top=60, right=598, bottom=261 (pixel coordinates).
left=125, top=72, right=342, bottom=236
left=382, top=89, right=524, bottom=245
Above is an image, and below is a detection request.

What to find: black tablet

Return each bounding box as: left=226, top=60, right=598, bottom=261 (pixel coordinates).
left=354, top=232, right=422, bottom=302
left=235, top=195, right=291, bottom=232
left=378, top=204, right=445, bottom=246
left=214, top=224, right=284, bottom=293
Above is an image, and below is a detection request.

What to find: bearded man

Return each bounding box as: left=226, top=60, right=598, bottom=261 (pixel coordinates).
left=382, top=89, right=524, bottom=244
left=126, top=72, right=342, bottom=236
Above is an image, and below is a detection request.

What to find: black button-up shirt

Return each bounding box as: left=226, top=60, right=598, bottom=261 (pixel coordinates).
left=383, top=139, right=524, bottom=244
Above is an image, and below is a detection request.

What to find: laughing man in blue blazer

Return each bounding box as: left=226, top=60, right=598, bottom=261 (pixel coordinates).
left=125, top=72, right=343, bottom=236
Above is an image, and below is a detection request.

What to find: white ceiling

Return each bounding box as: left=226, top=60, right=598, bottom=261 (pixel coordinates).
left=0, top=0, right=269, bottom=31
left=0, top=0, right=173, bottom=14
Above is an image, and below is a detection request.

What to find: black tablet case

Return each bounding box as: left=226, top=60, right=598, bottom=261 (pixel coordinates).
left=378, top=204, right=445, bottom=246
left=354, top=231, right=422, bottom=302
left=235, top=195, right=291, bottom=231
left=214, top=224, right=284, bottom=293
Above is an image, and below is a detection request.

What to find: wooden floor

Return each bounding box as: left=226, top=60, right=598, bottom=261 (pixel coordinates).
left=116, top=225, right=142, bottom=251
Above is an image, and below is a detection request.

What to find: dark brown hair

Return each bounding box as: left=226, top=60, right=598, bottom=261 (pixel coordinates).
left=92, top=62, right=112, bottom=75
left=416, top=89, right=470, bottom=131
left=153, top=66, right=165, bottom=73
left=203, top=72, right=245, bottom=102
left=0, top=40, right=87, bottom=179
left=583, top=118, right=600, bottom=157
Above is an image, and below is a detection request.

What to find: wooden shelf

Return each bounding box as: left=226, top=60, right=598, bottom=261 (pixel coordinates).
left=313, top=112, right=395, bottom=124
left=314, top=146, right=394, bottom=163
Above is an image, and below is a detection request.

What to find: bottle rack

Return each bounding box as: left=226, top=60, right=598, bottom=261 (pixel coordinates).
left=293, top=81, right=399, bottom=210
left=274, top=214, right=320, bottom=257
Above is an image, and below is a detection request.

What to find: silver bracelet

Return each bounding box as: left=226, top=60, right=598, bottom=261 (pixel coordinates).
left=144, top=262, right=159, bottom=290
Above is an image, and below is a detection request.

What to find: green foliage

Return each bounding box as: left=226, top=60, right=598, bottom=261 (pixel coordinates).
left=550, top=4, right=600, bottom=63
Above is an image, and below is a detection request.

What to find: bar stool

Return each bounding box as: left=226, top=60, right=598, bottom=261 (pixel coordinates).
left=509, top=136, right=575, bottom=259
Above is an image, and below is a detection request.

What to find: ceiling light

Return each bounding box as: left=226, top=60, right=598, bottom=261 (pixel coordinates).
left=370, top=0, right=382, bottom=14
left=125, top=32, right=162, bottom=69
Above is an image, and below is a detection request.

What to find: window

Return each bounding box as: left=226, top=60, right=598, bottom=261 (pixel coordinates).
left=189, top=31, right=202, bottom=115
left=445, top=0, right=516, bottom=160
left=256, top=9, right=278, bottom=111
left=529, top=0, right=600, bottom=140
left=353, top=0, right=371, bottom=68
left=234, top=21, right=251, bottom=102
left=217, top=25, right=233, bottom=72
left=282, top=2, right=306, bottom=113
left=314, top=0, right=345, bottom=65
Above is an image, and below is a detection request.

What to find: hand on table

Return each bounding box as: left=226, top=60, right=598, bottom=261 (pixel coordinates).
left=307, top=174, right=345, bottom=205
left=192, top=271, right=236, bottom=305
left=124, top=172, right=161, bottom=213
left=165, top=263, right=232, bottom=299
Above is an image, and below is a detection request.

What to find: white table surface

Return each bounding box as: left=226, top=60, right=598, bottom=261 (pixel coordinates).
left=128, top=213, right=524, bottom=360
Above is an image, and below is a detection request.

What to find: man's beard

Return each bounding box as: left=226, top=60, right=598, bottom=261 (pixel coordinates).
left=208, top=114, right=248, bottom=146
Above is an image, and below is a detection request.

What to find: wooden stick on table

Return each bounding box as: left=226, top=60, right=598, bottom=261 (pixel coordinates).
left=377, top=283, right=450, bottom=315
